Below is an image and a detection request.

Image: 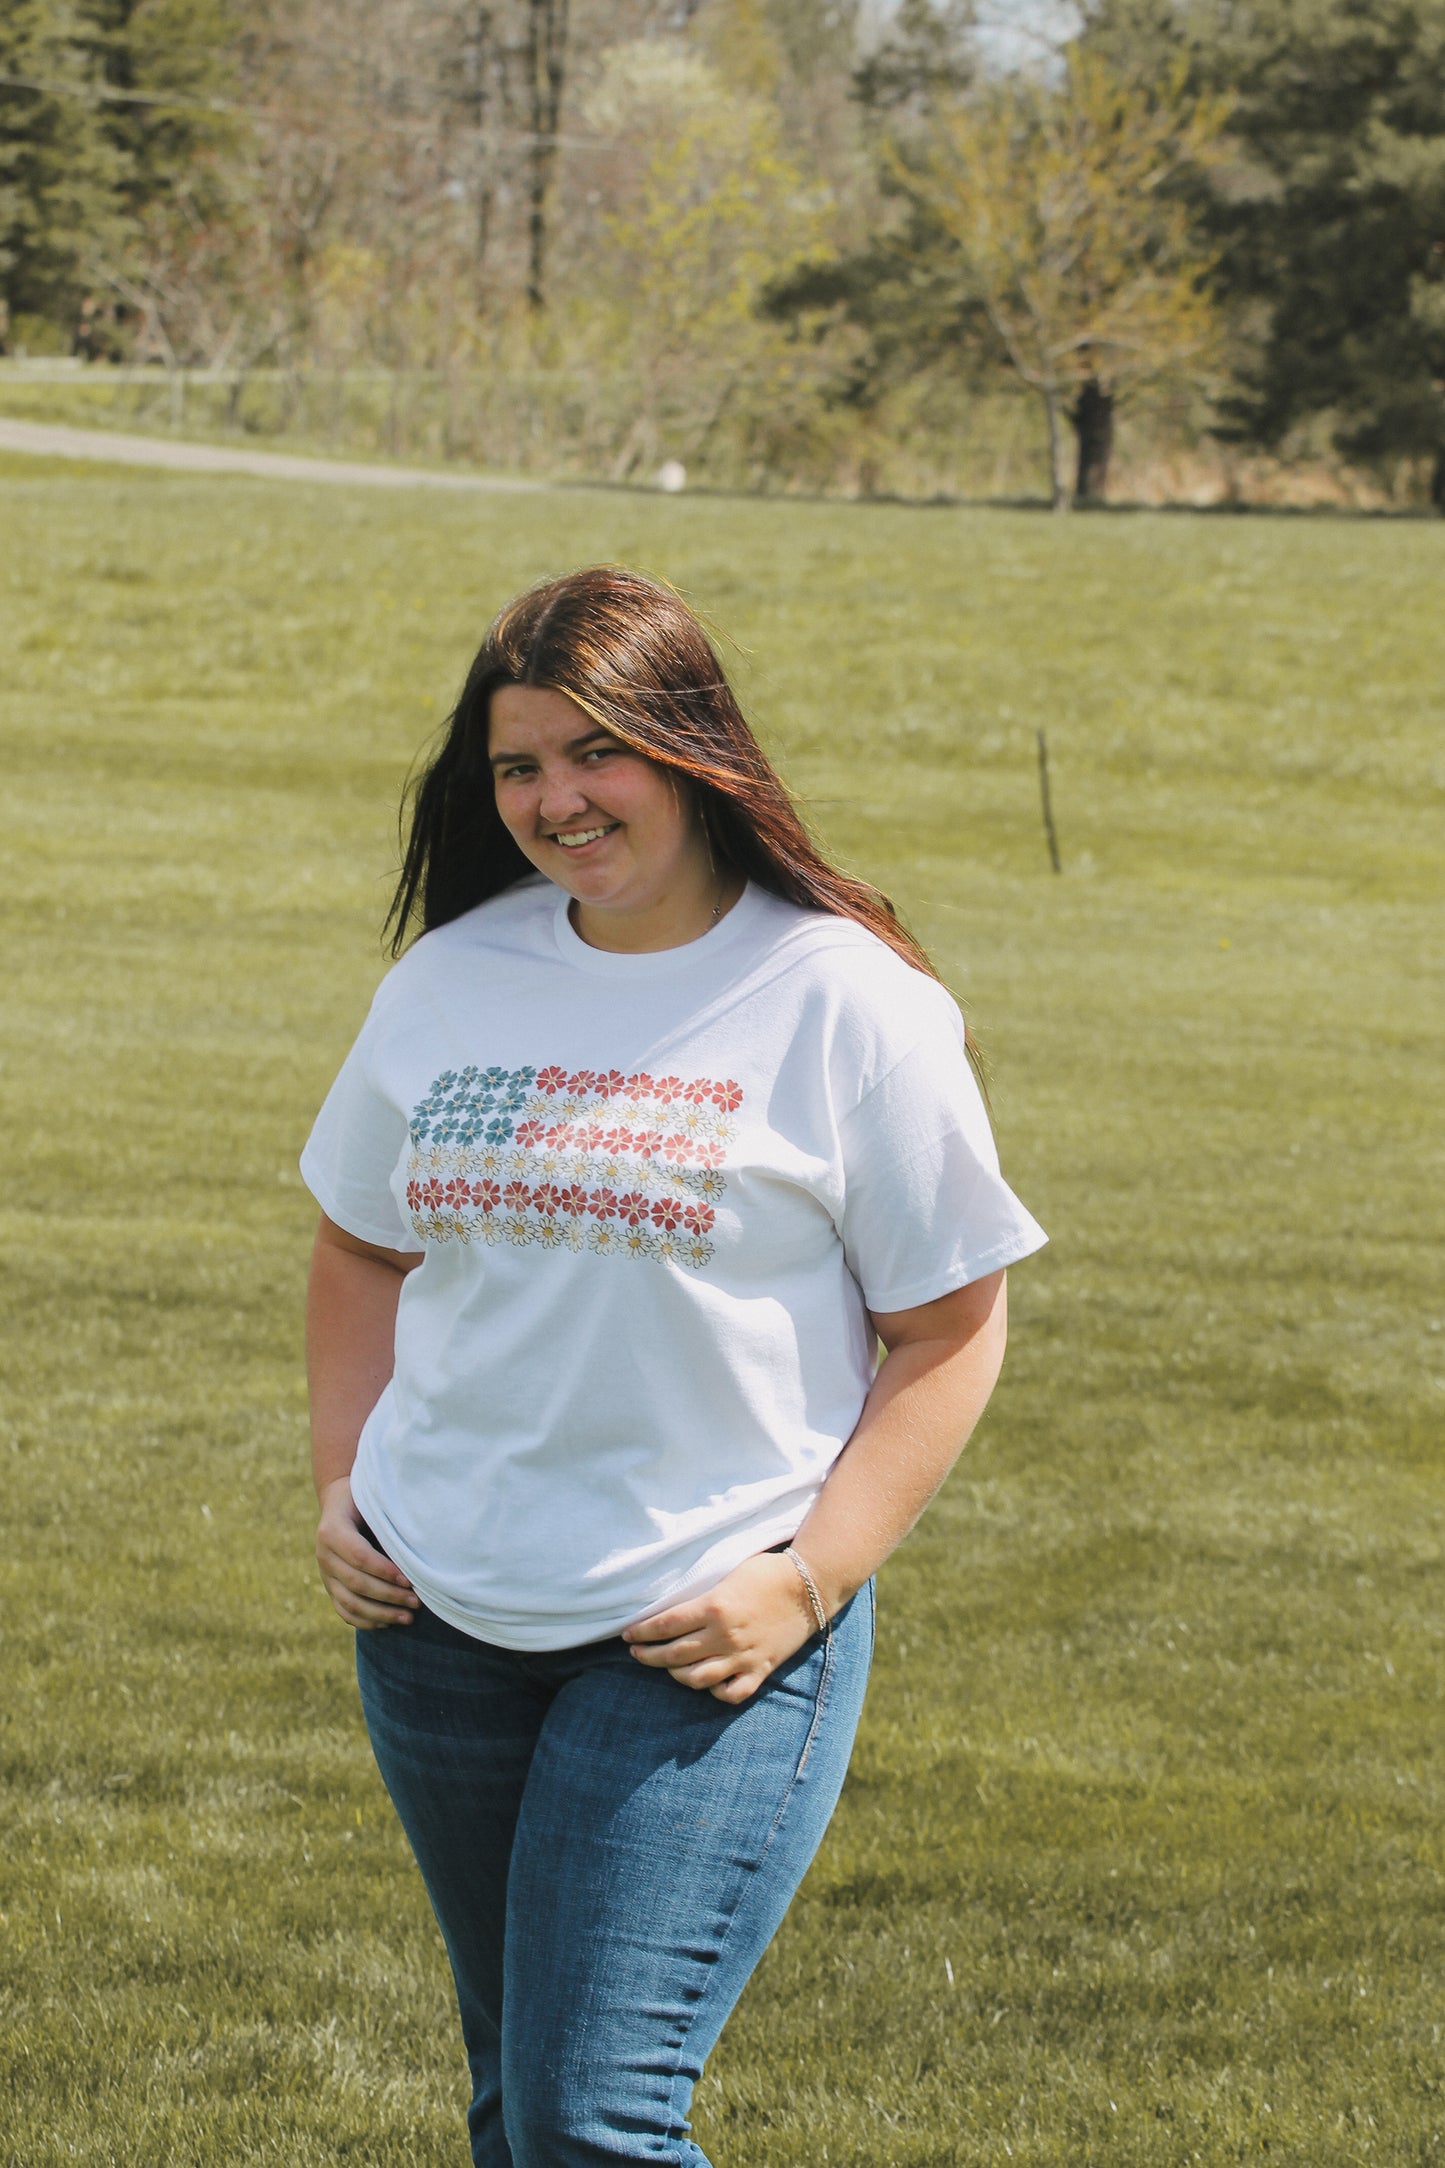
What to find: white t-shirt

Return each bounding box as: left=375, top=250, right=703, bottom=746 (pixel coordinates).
left=300, top=877, right=1046, bottom=1650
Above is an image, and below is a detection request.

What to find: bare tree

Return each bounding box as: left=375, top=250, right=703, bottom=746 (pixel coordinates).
left=524, top=0, right=570, bottom=308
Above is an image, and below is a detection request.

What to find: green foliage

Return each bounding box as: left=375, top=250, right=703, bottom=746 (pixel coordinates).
left=889, top=48, right=1231, bottom=507
left=851, top=0, right=977, bottom=118
left=0, top=0, right=128, bottom=323
left=1220, top=0, right=1445, bottom=501
left=1084, top=0, right=1445, bottom=503
left=1, top=460, right=1442, bottom=2163
left=582, top=40, right=827, bottom=477
left=0, top=0, right=241, bottom=341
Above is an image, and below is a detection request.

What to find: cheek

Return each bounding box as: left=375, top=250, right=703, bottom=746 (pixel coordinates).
left=624, top=771, right=689, bottom=842
left=493, top=787, right=534, bottom=844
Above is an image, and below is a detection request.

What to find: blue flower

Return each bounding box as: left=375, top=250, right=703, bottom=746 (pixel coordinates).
left=481, top=1067, right=508, bottom=1090
left=485, top=1115, right=514, bottom=1143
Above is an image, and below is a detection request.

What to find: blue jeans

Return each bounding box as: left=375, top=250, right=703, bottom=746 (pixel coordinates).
left=356, top=1581, right=874, bottom=2167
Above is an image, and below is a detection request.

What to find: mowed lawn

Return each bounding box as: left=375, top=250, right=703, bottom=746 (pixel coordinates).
left=1, top=455, right=1441, bottom=2168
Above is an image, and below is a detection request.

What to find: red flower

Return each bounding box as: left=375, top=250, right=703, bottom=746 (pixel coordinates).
left=598, top=1128, right=631, bottom=1156
left=575, top=1121, right=605, bottom=1150
left=420, top=1178, right=445, bottom=1208
left=694, top=1142, right=725, bottom=1168
left=476, top=1180, right=501, bottom=1213
left=660, top=1133, right=695, bottom=1164
left=587, top=1187, right=618, bottom=1220
left=681, top=1077, right=711, bottom=1104
left=503, top=1179, right=532, bottom=1210
left=630, top=1132, right=657, bottom=1160
left=567, top=1069, right=597, bottom=1096
left=515, top=1119, right=545, bottom=1147
left=652, top=1075, right=684, bottom=1103
left=711, top=1079, right=743, bottom=1112
left=623, top=1071, right=654, bottom=1096
left=531, top=1182, right=560, bottom=1216
left=558, top=1184, right=588, bottom=1217
left=544, top=1122, right=576, bottom=1148
left=537, top=1065, right=570, bottom=1095
left=682, top=1201, right=715, bottom=1235
left=444, top=1178, right=473, bottom=1209
left=616, top=1190, right=649, bottom=1227
left=595, top=1069, right=628, bottom=1099
left=405, top=1180, right=424, bottom=1209
left=650, top=1196, right=683, bottom=1231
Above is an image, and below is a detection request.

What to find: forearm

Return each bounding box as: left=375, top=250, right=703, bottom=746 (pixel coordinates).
left=793, top=1277, right=1007, bottom=1618
left=306, top=1229, right=411, bottom=1499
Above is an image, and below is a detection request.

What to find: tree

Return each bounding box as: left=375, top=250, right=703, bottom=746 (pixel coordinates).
left=583, top=40, right=825, bottom=477
left=0, top=0, right=241, bottom=349
left=892, top=47, right=1230, bottom=507
left=1080, top=0, right=1445, bottom=510
left=1206, top=0, right=1445, bottom=510
left=523, top=0, right=569, bottom=308
left=0, top=0, right=127, bottom=336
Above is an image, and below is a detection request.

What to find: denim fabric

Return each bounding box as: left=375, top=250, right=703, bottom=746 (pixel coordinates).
left=356, top=1581, right=874, bottom=2167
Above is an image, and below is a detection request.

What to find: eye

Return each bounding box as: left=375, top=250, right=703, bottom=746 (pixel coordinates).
left=581, top=745, right=617, bottom=765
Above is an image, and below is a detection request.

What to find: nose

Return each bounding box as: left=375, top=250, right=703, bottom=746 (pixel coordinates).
left=536, top=763, right=591, bottom=827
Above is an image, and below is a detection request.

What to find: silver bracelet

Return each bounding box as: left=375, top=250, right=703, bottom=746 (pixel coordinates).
left=784, top=1546, right=829, bottom=1636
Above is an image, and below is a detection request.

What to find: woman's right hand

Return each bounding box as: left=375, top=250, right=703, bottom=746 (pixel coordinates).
left=316, top=1476, right=420, bottom=1629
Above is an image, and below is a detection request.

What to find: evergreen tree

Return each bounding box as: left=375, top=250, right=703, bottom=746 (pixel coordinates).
left=0, top=0, right=127, bottom=335
left=0, top=0, right=239, bottom=346
left=1083, top=0, right=1445, bottom=509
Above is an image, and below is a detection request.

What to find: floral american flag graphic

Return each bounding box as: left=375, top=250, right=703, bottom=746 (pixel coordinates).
left=405, top=1064, right=742, bottom=1269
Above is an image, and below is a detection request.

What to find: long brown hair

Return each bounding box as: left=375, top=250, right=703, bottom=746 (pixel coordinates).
left=388, top=565, right=956, bottom=1014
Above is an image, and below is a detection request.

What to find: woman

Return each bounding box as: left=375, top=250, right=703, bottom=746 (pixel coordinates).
left=302, top=565, right=1045, bottom=2167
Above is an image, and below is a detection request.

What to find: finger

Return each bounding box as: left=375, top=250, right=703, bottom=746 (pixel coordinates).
left=327, top=1528, right=415, bottom=1587
left=666, top=1656, right=739, bottom=1691
left=628, top=1631, right=715, bottom=1669
left=709, top=1672, right=761, bottom=1704
left=318, top=1535, right=418, bottom=1596
left=327, top=1583, right=415, bottom=1628
left=623, top=1604, right=708, bottom=1646
left=329, top=1560, right=420, bottom=1609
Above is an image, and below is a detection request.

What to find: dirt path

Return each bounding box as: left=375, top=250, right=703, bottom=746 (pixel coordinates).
left=0, top=416, right=546, bottom=493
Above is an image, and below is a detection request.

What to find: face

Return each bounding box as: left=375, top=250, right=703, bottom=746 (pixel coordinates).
left=488, top=683, right=710, bottom=916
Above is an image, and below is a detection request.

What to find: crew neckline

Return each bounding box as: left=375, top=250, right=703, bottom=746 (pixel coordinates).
left=552, top=880, right=765, bottom=979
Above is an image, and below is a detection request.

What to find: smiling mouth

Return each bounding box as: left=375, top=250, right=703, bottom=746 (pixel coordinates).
left=551, top=824, right=619, bottom=850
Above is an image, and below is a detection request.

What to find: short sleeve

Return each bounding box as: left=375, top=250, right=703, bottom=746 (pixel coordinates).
left=837, top=1008, right=1047, bottom=1313
left=299, top=1004, right=422, bottom=1253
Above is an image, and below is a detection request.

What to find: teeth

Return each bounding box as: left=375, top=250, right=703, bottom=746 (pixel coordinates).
left=554, top=826, right=613, bottom=848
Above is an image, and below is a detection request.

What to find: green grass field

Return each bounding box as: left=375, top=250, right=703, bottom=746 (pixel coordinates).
left=1, top=456, right=1441, bottom=2167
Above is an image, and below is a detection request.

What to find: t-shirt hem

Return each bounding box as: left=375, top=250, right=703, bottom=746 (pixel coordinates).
left=298, top=1147, right=423, bottom=1253
left=351, top=1474, right=812, bottom=1652
left=861, top=1225, right=1048, bottom=1314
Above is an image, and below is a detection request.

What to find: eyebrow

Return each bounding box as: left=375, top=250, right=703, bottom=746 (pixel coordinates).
left=487, top=727, right=616, bottom=770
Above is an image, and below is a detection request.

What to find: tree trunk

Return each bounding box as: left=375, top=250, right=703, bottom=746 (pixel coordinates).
left=460, top=5, right=496, bottom=310
left=1042, top=385, right=1070, bottom=511
left=1071, top=376, right=1114, bottom=505
left=525, top=0, right=570, bottom=312
left=1431, top=444, right=1445, bottom=514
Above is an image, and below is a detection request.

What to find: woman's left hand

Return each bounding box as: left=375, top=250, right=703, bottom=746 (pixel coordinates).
left=622, top=1551, right=823, bottom=1703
